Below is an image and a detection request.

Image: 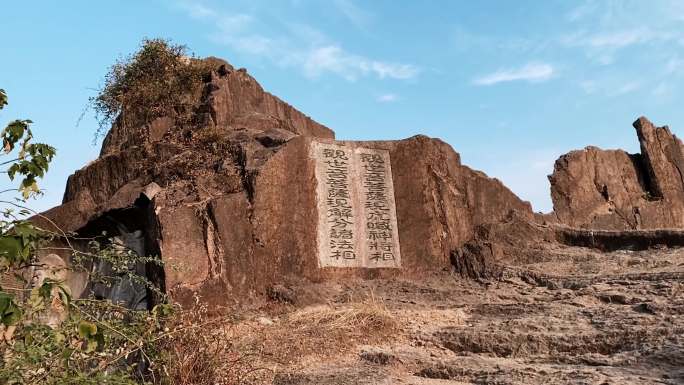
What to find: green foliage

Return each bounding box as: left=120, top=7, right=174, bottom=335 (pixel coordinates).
left=0, top=89, right=56, bottom=342
left=0, top=87, right=172, bottom=384
left=0, top=291, right=22, bottom=326
left=0, top=236, right=174, bottom=384
left=7, top=142, right=56, bottom=199
left=0, top=301, right=175, bottom=384
left=91, top=38, right=212, bottom=138
left=0, top=221, right=48, bottom=268
left=0, top=89, right=56, bottom=199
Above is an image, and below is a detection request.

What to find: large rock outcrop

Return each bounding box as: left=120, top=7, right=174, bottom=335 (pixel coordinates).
left=36, top=57, right=533, bottom=307
left=33, top=54, right=684, bottom=308
left=549, top=117, right=684, bottom=230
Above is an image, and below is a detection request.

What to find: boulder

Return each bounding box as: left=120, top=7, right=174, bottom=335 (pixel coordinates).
left=549, top=117, right=684, bottom=230
left=451, top=211, right=556, bottom=279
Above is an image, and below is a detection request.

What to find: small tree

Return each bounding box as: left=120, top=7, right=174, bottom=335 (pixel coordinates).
left=0, top=88, right=56, bottom=331
left=0, top=89, right=172, bottom=385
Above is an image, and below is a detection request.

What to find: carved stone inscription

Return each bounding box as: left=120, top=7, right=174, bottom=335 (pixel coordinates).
left=317, top=143, right=359, bottom=268
left=312, top=141, right=401, bottom=268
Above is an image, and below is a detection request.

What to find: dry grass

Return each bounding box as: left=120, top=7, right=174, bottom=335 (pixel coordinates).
left=155, top=293, right=399, bottom=384
left=250, top=294, right=398, bottom=369
left=286, top=299, right=397, bottom=335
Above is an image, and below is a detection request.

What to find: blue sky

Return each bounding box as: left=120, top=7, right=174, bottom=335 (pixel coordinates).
left=2, top=1, right=684, bottom=213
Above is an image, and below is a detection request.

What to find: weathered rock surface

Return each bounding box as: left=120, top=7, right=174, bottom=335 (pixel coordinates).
left=451, top=212, right=557, bottom=280
left=549, top=117, right=684, bottom=230
left=99, top=59, right=333, bottom=158
left=36, top=54, right=684, bottom=309
left=36, top=57, right=533, bottom=306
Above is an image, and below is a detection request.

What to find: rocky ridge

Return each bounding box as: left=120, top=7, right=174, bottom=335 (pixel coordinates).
left=27, top=55, right=684, bottom=384
left=37, top=57, right=534, bottom=306
left=32, top=56, right=684, bottom=308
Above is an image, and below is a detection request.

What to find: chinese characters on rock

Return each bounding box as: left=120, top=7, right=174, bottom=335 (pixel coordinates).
left=314, top=141, right=401, bottom=268
left=360, top=153, right=396, bottom=262
left=323, top=148, right=356, bottom=261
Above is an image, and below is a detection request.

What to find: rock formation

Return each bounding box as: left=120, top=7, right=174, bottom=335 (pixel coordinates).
left=35, top=57, right=533, bottom=307
left=549, top=117, right=684, bottom=230
left=33, top=55, right=684, bottom=308
left=452, top=117, right=684, bottom=279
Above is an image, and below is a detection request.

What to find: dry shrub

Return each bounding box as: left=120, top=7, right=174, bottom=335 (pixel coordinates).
left=92, top=38, right=213, bottom=138
left=155, top=294, right=398, bottom=384
left=156, top=302, right=270, bottom=385
left=241, top=294, right=399, bottom=369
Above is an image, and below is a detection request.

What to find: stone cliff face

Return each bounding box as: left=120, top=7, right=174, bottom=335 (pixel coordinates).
left=37, top=57, right=533, bottom=306
left=38, top=55, right=684, bottom=307
left=549, top=117, right=684, bottom=230
left=159, top=133, right=532, bottom=305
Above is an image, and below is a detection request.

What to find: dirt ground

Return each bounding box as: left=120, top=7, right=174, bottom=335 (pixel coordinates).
left=220, top=244, right=683, bottom=385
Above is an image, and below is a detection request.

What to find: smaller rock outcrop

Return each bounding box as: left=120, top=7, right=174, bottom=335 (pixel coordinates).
left=549, top=117, right=684, bottom=230
left=451, top=212, right=556, bottom=279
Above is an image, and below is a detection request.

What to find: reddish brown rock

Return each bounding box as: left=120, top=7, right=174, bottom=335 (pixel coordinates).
left=155, top=135, right=533, bottom=303
left=634, top=117, right=684, bottom=202
left=37, top=56, right=534, bottom=307
left=99, top=59, right=333, bottom=158
left=549, top=117, right=684, bottom=230
left=451, top=211, right=557, bottom=279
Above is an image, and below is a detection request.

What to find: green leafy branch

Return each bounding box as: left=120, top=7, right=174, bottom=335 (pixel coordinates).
left=0, top=89, right=56, bottom=200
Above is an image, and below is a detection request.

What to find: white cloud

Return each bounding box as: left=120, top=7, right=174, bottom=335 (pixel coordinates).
left=609, top=81, right=641, bottom=96
left=368, top=62, right=418, bottom=79
left=564, top=28, right=673, bottom=49
left=580, top=79, right=641, bottom=97
left=298, top=45, right=418, bottom=81
left=452, top=25, right=542, bottom=54
left=303, top=46, right=350, bottom=78
left=586, top=30, right=646, bottom=48
left=666, top=56, right=684, bottom=74
left=179, top=3, right=218, bottom=19
left=176, top=1, right=418, bottom=82
left=228, top=35, right=275, bottom=56
left=333, top=0, right=371, bottom=29
left=566, top=1, right=600, bottom=22
left=473, top=63, right=554, bottom=86
left=376, top=93, right=398, bottom=102
left=652, top=82, right=672, bottom=97
left=580, top=80, right=597, bottom=94
left=559, top=28, right=680, bottom=67
left=215, top=14, right=254, bottom=33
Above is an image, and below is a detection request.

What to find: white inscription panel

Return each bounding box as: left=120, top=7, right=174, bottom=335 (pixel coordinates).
left=312, top=141, right=401, bottom=268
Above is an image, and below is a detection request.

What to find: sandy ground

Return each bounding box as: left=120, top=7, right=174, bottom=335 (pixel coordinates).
left=221, top=245, right=683, bottom=385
